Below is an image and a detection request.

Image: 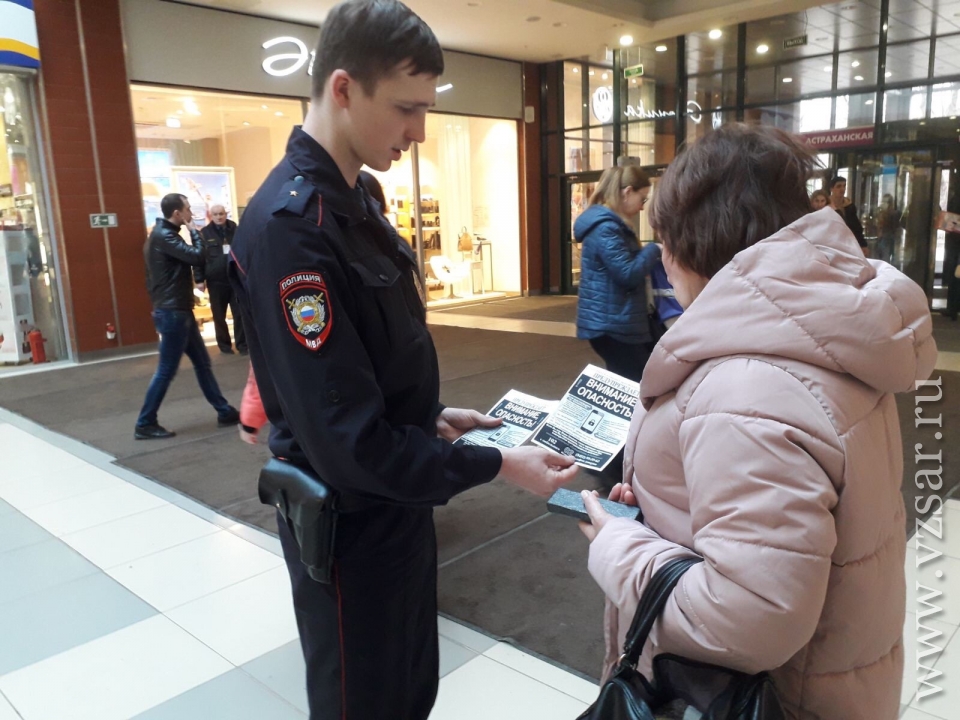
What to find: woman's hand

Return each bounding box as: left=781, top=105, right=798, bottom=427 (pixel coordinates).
left=608, top=482, right=637, bottom=507
left=579, top=490, right=613, bottom=542
left=436, top=407, right=501, bottom=442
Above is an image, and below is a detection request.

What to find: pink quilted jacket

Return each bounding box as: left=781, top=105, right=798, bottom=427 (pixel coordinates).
left=587, top=208, right=937, bottom=719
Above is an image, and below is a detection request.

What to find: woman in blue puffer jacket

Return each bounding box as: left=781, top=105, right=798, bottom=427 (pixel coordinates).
left=576, top=165, right=661, bottom=383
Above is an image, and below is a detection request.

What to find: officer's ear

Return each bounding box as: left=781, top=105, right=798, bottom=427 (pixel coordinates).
left=328, top=70, right=354, bottom=109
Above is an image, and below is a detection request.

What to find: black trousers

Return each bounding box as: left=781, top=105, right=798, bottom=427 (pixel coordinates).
left=207, top=281, right=246, bottom=352
left=278, top=505, right=440, bottom=720
left=588, top=335, right=655, bottom=485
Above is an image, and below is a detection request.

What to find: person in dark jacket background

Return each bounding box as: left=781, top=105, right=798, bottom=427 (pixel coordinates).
left=829, top=176, right=868, bottom=255
left=575, top=165, right=661, bottom=383
left=135, top=193, right=238, bottom=439
left=195, top=204, right=247, bottom=354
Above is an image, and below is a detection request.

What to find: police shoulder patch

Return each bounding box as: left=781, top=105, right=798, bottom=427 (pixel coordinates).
left=279, top=272, right=333, bottom=351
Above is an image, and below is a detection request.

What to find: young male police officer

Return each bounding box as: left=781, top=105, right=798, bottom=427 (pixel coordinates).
left=228, top=2, right=579, bottom=718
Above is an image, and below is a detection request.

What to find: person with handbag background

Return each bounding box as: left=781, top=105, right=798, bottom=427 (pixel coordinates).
left=577, top=124, right=936, bottom=720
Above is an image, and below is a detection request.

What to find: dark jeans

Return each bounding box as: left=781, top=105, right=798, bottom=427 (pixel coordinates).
left=588, top=334, right=656, bottom=384
left=208, top=281, right=246, bottom=352
left=278, top=506, right=439, bottom=720
left=945, top=235, right=960, bottom=318
left=588, top=335, right=656, bottom=485
left=136, top=309, right=232, bottom=427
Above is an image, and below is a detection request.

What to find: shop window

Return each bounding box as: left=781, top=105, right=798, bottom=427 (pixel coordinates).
left=885, top=40, right=932, bottom=84
left=382, top=114, right=521, bottom=306
left=620, top=40, right=677, bottom=90
left=564, top=62, right=587, bottom=130
left=930, top=82, right=960, bottom=118
left=933, top=34, right=960, bottom=78
left=836, top=49, right=879, bottom=91
left=564, top=135, right=613, bottom=173
left=685, top=26, right=739, bottom=75
left=0, top=73, right=67, bottom=365
left=686, top=72, right=737, bottom=112
left=883, top=85, right=929, bottom=121
left=130, top=85, right=305, bottom=228
left=745, top=55, right=833, bottom=104
left=685, top=109, right=735, bottom=144
left=835, top=93, right=877, bottom=128
left=623, top=120, right=676, bottom=166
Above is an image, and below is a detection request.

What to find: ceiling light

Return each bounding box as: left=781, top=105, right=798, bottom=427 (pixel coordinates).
left=165, top=117, right=181, bottom=128
left=655, top=45, right=668, bottom=52
left=951, top=116, right=957, bottom=120
left=632, top=79, right=638, bottom=84
left=275, top=111, right=284, bottom=116
left=572, top=67, right=579, bottom=73
left=601, top=72, right=609, bottom=80
left=436, top=83, right=453, bottom=93
left=620, top=34, right=634, bottom=46
left=851, top=60, right=860, bottom=67
left=709, top=29, right=722, bottom=39
left=824, top=65, right=832, bottom=72
left=757, top=44, right=769, bottom=54
left=920, top=121, right=926, bottom=125
left=885, top=71, right=892, bottom=77
left=588, top=70, right=595, bottom=76
left=261, top=104, right=268, bottom=109
left=184, top=139, right=191, bottom=144
left=242, top=121, right=250, bottom=126
left=854, top=75, right=864, bottom=81
left=782, top=77, right=793, bottom=83
left=866, top=99, right=874, bottom=105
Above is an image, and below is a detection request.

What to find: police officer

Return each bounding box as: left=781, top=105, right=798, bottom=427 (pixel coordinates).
left=229, top=2, right=578, bottom=718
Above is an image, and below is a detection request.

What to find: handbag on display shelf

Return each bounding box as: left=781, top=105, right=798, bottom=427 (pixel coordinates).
left=577, top=556, right=785, bottom=720
left=458, top=226, right=473, bottom=253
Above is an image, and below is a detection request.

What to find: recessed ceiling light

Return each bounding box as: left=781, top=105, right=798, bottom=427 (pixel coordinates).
left=526, top=15, right=540, bottom=22
left=588, top=70, right=595, bottom=76
left=865, top=99, right=874, bottom=105
left=851, top=60, right=860, bottom=67
left=920, top=120, right=926, bottom=125
left=601, top=72, right=609, bottom=80
left=165, top=117, right=181, bottom=128
left=782, top=77, right=793, bottom=83
left=632, top=79, right=638, bottom=84
left=757, top=44, right=769, bottom=54
left=708, top=29, right=723, bottom=39
left=655, top=45, right=668, bottom=52
left=242, top=121, right=250, bottom=126
left=572, top=67, right=579, bottom=73
left=854, top=75, right=864, bottom=81
left=951, top=116, right=957, bottom=120
left=275, top=111, right=284, bottom=116
left=885, top=71, right=892, bottom=77
left=824, top=65, right=832, bottom=72
left=261, top=104, right=268, bottom=110
left=184, top=139, right=191, bottom=144
left=620, top=34, right=634, bottom=46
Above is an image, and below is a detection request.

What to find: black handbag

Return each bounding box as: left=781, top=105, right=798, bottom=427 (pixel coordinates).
left=578, top=556, right=785, bottom=720
left=258, top=458, right=339, bottom=584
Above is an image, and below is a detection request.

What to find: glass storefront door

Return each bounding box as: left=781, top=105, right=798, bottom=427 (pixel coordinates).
left=562, top=171, right=602, bottom=293
left=0, top=71, right=67, bottom=366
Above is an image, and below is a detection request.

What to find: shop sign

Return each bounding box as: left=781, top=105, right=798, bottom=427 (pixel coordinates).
left=801, top=126, right=874, bottom=150
left=623, top=64, right=644, bottom=79
left=623, top=100, right=704, bottom=123
left=592, top=86, right=614, bottom=123
left=783, top=35, right=808, bottom=50
left=90, top=213, right=118, bottom=228
left=0, top=0, right=40, bottom=69
left=262, top=36, right=315, bottom=77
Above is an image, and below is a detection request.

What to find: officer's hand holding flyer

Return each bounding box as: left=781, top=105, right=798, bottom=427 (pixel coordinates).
left=532, top=364, right=639, bottom=472
left=454, top=390, right=557, bottom=449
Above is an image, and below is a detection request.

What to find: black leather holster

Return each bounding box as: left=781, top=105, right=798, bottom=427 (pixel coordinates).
left=258, top=458, right=338, bottom=584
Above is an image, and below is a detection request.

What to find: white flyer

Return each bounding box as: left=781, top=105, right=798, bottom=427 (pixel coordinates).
left=454, top=390, right=557, bottom=449
left=532, top=364, right=639, bottom=471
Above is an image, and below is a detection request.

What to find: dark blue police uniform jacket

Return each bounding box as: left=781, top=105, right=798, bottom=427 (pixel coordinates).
left=229, top=127, right=502, bottom=507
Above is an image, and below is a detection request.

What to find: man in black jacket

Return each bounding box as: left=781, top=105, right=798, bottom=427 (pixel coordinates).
left=135, top=193, right=239, bottom=439
left=829, top=176, right=868, bottom=255
left=195, top=204, right=247, bottom=354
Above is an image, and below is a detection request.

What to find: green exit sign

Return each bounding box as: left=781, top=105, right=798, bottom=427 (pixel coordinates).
left=623, top=64, right=644, bottom=79
left=90, top=213, right=118, bottom=228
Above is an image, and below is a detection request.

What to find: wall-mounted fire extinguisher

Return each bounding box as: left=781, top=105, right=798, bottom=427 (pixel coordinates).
left=106, top=322, right=117, bottom=341
left=28, top=329, right=47, bottom=364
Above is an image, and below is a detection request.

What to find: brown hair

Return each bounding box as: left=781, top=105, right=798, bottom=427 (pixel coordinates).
left=649, top=124, right=817, bottom=279
left=810, top=189, right=828, bottom=207
left=589, top=166, right=651, bottom=213
left=311, top=0, right=444, bottom=98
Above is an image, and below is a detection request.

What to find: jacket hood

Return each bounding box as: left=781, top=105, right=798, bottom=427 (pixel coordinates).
left=574, top=204, right=630, bottom=243
left=641, top=208, right=937, bottom=404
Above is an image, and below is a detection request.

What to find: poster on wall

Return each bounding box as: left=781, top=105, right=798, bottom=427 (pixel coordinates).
left=172, top=167, right=238, bottom=231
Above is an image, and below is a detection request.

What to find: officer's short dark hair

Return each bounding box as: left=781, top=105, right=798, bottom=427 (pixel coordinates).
left=311, top=0, right=444, bottom=99
left=830, top=176, right=846, bottom=189
left=161, top=193, right=188, bottom=219
left=649, top=123, right=816, bottom=279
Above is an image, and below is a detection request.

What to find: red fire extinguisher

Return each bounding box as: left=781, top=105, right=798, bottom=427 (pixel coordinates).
left=28, top=329, right=47, bottom=364
left=106, top=322, right=117, bottom=341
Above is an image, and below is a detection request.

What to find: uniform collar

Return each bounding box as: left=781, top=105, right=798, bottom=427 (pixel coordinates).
left=285, top=126, right=366, bottom=225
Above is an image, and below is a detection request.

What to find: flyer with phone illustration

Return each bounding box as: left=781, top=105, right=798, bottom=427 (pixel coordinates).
left=454, top=390, right=558, bottom=449
left=532, top=364, right=639, bottom=471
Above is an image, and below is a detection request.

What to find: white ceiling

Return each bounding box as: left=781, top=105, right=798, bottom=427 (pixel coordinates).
left=176, top=0, right=833, bottom=63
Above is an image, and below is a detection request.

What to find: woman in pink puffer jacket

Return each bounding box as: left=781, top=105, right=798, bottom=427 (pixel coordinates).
left=580, top=124, right=936, bottom=720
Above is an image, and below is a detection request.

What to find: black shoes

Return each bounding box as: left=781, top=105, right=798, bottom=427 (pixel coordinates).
left=135, top=424, right=176, bottom=440
left=219, top=347, right=235, bottom=355
left=217, top=406, right=241, bottom=427
left=237, top=348, right=249, bottom=356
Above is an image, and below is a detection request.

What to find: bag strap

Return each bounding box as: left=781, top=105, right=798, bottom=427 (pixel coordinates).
left=620, top=556, right=703, bottom=668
